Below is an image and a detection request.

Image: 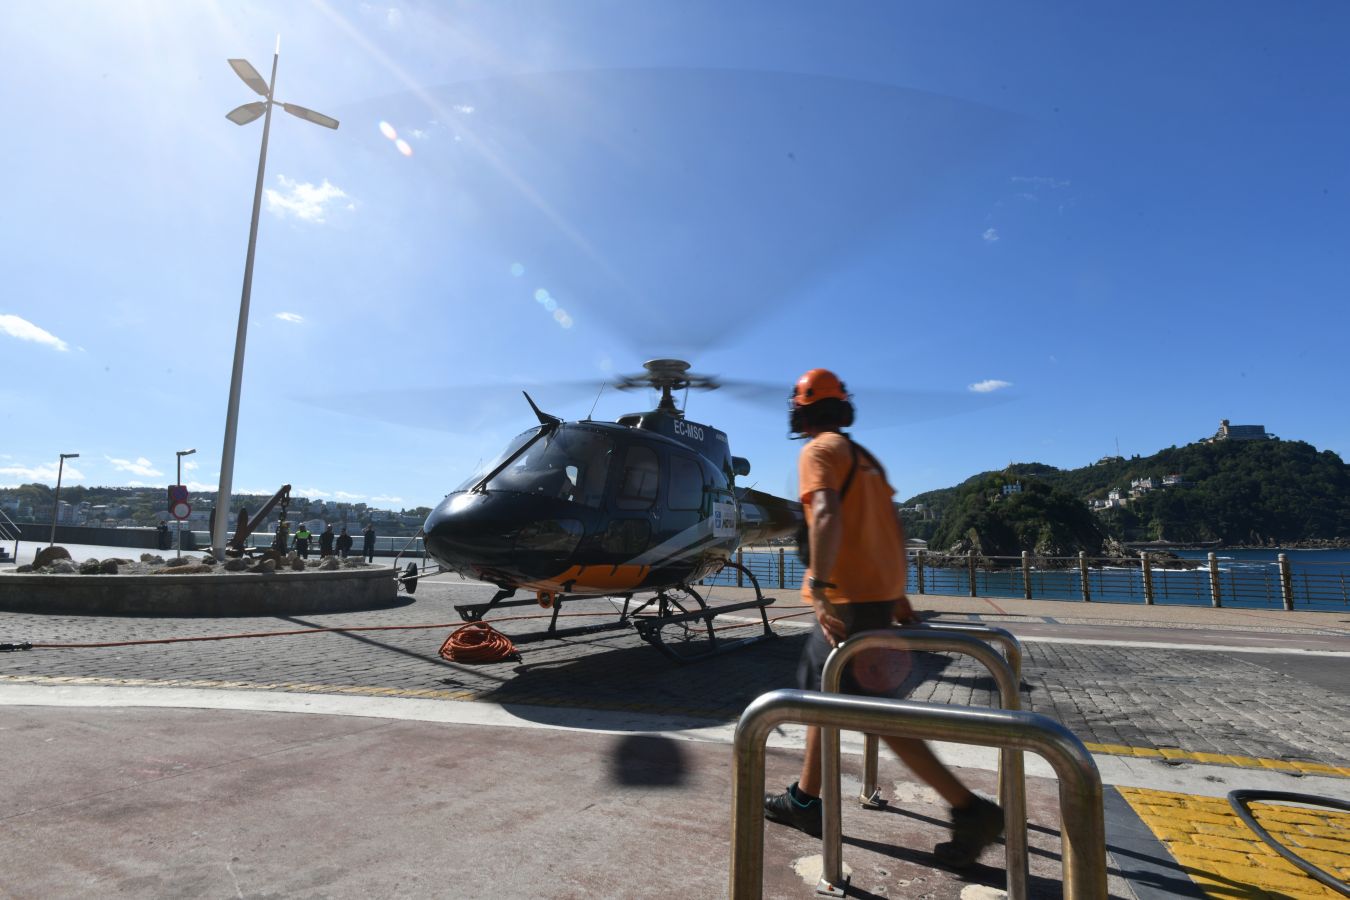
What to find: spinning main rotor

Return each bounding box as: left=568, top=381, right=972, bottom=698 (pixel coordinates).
left=613, top=359, right=721, bottom=416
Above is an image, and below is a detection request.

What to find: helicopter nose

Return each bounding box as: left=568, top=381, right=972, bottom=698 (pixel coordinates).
left=423, top=493, right=516, bottom=573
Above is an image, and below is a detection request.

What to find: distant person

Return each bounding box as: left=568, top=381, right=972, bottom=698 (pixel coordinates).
left=294, top=524, right=312, bottom=559
left=319, top=524, right=335, bottom=558
left=336, top=527, right=353, bottom=559
left=274, top=521, right=290, bottom=555
left=156, top=521, right=170, bottom=550
left=763, top=368, right=1002, bottom=867
left=362, top=523, right=376, bottom=562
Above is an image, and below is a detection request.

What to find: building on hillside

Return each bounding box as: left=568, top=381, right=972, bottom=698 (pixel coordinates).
left=1095, top=455, right=1125, bottom=466
left=1130, top=477, right=1159, bottom=497
left=1163, top=473, right=1186, bottom=486
left=1001, top=481, right=1023, bottom=496
left=1105, top=489, right=1127, bottom=508
left=1207, top=419, right=1274, bottom=443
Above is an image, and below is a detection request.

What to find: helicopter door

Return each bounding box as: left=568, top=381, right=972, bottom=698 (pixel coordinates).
left=600, top=443, right=660, bottom=562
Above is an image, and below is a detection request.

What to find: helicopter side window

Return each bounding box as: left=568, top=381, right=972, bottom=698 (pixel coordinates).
left=669, top=455, right=703, bottom=511
left=615, top=445, right=660, bottom=510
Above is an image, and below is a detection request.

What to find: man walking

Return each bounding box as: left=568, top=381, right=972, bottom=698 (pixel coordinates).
left=336, top=527, right=353, bottom=559
left=294, top=524, right=312, bottom=560
left=763, top=368, right=1002, bottom=868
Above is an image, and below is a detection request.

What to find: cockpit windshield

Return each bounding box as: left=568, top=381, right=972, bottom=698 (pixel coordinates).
left=479, top=426, right=614, bottom=507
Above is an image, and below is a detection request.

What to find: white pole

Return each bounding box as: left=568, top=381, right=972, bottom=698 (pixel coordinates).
left=48, top=455, right=65, bottom=547
left=211, top=47, right=280, bottom=560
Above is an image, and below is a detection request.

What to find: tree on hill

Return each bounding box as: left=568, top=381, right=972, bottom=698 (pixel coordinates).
left=929, top=472, right=1106, bottom=560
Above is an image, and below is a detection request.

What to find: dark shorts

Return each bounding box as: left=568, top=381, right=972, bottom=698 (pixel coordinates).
left=796, top=600, right=911, bottom=697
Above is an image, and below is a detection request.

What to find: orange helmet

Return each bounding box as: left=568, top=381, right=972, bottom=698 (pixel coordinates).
left=791, top=368, right=850, bottom=407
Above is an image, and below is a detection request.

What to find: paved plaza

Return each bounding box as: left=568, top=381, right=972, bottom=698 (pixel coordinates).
left=2, top=559, right=1348, bottom=897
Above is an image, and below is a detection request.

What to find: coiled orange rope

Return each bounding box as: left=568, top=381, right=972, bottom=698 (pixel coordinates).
left=438, top=621, right=521, bottom=663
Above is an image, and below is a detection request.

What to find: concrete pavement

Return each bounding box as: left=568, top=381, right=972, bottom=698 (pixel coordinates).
left=1, top=570, right=1347, bottom=897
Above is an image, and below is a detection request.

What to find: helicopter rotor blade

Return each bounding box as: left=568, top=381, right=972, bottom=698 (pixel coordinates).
left=298, top=382, right=607, bottom=433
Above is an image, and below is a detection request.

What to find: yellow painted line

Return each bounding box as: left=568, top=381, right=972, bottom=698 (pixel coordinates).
left=1121, top=786, right=1350, bottom=899
left=1085, top=741, right=1350, bottom=779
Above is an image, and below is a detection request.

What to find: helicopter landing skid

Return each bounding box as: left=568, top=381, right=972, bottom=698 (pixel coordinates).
left=452, top=569, right=778, bottom=664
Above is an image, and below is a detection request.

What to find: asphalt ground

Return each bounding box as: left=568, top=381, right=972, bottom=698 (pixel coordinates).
left=2, top=555, right=1348, bottom=898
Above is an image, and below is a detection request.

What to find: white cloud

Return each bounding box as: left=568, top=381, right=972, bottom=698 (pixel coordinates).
left=183, top=460, right=199, bottom=471
left=184, top=480, right=216, bottom=492
left=264, top=175, right=349, bottom=223
left=386, top=7, right=403, bottom=28
left=0, top=314, right=69, bottom=351
left=982, top=228, right=1000, bottom=243
left=107, top=456, right=164, bottom=478
left=370, top=494, right=403, bottom=504
left=296, top=487, right=331, bottom=499
left=1011, top=176, right=1070, bottom=189
left=409, top=128, right=429, bottom=140
left=968, top=379, right=1013, bottom=393
left=275, top=312, right=305, bottom=324
left=334, top=491, right=366, bottom=501
left=0, top=462, right=85, bottom=486
left=452, top=104, right=475, bottom=115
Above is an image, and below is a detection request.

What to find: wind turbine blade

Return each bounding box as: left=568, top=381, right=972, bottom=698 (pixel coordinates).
left=225, top=102, right=267, bottom=126
left=283, top=103, right=340, bottom=130
left=228, top=59, right=270, bottom=97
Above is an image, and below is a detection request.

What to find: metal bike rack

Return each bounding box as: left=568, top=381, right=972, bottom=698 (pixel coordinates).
left=730, top=690, right=1106, bottom=900
left=821, top=630, right=1027, bottom=899
left=857, top=622, right=1024, bottom=809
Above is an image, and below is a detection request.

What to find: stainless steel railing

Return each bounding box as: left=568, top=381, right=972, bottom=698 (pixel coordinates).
left=821, top=629, right=1027, bottom=899
left=857, top=622, right=1024, bottom=807
left=730, top=690, right=1106, bottom=900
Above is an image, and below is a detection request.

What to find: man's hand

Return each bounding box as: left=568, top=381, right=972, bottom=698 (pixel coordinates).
left=812, top=593, right=847, bottom=646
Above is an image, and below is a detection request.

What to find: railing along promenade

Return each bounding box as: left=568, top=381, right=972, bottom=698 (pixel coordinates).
left=704, top=548, right=1349, bottom=610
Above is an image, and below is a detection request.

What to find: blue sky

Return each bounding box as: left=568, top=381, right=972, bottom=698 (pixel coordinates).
left=1, top=1, right=1346, bottom=509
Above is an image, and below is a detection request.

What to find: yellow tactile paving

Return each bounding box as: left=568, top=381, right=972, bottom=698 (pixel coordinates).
left=1087, top=742, right=1350, bottom=779
left=1120, top=786, right=1350, bottom=899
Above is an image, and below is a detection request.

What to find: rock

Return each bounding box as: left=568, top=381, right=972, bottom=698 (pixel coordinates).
left=222, top=558, right=249, bottom=572
left=50, top=560, right=77, bottom=574
left=289, top=557, right=305, bottom=571
left=100, top=559, right=120, bottom=574
left=15, top=564, right=33, bottom=573
left=35, top=546, right=73, bottom=567
left=248, top=558, right=277, bottom=574
left=199, top=556, right=217, bottom=566
left=107, top=558, right=132, bottom=565
left=141, top=554, right=165, bottom=565
left=318, top=556, right=340, bottom=571
left=162, top=557, right=192, bottom=568
left=79, top=558, right=102, bottom=575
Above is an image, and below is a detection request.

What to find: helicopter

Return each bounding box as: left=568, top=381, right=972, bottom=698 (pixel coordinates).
left=402, top=359, right=803, bottom=663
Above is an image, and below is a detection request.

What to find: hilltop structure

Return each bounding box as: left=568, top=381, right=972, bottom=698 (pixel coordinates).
left=1206, top=419, right=1274, bottom=443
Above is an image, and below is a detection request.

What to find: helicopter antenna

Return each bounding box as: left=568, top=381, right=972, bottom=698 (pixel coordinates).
left=587, top=381, right=606, bottom=421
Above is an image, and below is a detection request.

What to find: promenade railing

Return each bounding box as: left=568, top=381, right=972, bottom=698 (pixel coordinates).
left=701, top=547, right=1348, bottom=610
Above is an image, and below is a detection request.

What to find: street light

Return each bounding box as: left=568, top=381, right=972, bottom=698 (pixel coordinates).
left=176, top=448, right=196, bottom=558
left=48, top=452, right=80, bottom=547
left=211, top=37, right=339, bottom=561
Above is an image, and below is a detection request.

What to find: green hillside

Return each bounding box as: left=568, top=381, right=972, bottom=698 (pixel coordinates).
left=900, top=438, right=1350, bottom=550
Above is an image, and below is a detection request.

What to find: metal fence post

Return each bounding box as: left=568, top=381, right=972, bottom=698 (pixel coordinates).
left=916, top=549, right=926, bottom=594
left=777, top=547, right=785, bottom=590
left=1278, top=553, right=1293, bottom=610
left=731, top=690, right=1107, bottom=900
left=1078, top=551, right=1091, bottom=602
left=822, top=631, right=1028, bottom=900
left=1141, top=552, right=1154, bottom=605
left=968, top=549, right=977, bottom=597
left=1021, top=550, right=1031, bottom=599
left=1208, top=551, right=1222, bottom=608
left=737, top=547, right=744, bottom=588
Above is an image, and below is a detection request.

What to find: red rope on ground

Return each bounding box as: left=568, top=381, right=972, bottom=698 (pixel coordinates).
left=438, top=622, right=520, bottom=663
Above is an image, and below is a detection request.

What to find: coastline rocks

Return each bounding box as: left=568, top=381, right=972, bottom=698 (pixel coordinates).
left=100, top=559, right=120, bottom=574
left=222, top=558, right=249, bottom=572
left=248, top=559, right=277, bottom=574
left=140, top=554, right=165, bottom=564
left=161, top=557, right=192, bottom=569
left=319, top=557, right=340, bottom=571
left=153, top=564, right=214, bottom=575
left=79, top=558, right=102, bottom=575
left=50, top=560, right=77, bottom=574
left=35, top=546, right=72, bottom=568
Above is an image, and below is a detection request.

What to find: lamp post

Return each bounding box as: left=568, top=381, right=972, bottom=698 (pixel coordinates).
left=211, top=38, right=339, bottom=560
left=176, top=448, right=196, bottom=558
left=48, top=452, right=79, bottom=547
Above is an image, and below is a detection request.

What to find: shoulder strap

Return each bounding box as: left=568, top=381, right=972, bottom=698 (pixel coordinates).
left=838, top=434, right=886, bottom=501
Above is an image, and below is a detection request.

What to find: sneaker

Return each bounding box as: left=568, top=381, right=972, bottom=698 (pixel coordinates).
left=763, top=782, right=823, bottom=838
left=934, top=796, right=1003, bottom=868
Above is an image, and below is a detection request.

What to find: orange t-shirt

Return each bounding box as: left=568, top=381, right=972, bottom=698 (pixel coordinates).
left=799, top=431, right=907, bottom=605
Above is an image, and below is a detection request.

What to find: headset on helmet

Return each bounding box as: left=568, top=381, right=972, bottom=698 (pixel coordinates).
left=789, top=368, right=854, bottom=433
